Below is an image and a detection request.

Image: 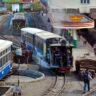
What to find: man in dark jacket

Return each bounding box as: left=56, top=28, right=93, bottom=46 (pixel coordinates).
left=83, top=69, right=92, bottom=93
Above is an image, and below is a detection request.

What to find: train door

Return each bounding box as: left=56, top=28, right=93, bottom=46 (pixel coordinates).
left=50, top=45, right=73, bottom=67
left=50, top=46, right=61, bottom=66
left=66, top=46, right=73, bottom=66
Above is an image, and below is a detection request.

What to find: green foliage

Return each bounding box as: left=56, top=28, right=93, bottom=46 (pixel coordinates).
left=3, top=0, right=20, bottom=3
left=32, top=2, right=43, bottom=11
left=6, top=4, right=12, bottom=11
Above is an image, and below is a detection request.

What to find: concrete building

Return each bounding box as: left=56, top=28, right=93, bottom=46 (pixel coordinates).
left=47, top=0, right=95, bottom=48
left=48, top=0, right=96, bottom=13
left=3, top=0, right=33, bottom=12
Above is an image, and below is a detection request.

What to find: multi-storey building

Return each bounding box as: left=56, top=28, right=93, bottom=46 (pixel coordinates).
left=3, top=0, right=42, bottom=12
left=3, top=0, right=33, bottom=12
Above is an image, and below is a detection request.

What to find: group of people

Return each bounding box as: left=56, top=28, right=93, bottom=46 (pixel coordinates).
left=15, top=42, right=32, bottom=64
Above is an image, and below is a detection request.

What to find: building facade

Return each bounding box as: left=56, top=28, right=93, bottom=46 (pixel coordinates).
left=48, top=0, right=96, bottom=13
left=48, top=0, right=95, bottom=48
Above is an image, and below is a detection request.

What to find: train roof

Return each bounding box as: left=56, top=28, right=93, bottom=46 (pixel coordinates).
left=21, top=27, right=44, bottom=34
left=0, top=39, right=13, bottom=52
left=36, top=31, right=64, bottom=40
left=21, top=27, right=64, bottom=40
left=12, top=15, right=25, bottom=20
left=50, top=43, right=73, bottom=47
left=10, top=13, right=26, bottom=25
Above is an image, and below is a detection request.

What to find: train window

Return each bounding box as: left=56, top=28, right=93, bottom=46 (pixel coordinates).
left=7, top=48, right=9, bottom=52
left=0, top=59, right=2, bottom=67
left=52, top=38, right=59, bottom=44
left=6, top=54, right=9, bottom=63
left=22, top=34, right=27, bottom=43
left=9, top=53, right=11, bottom=61
left=4, top=56, right=6, bottom=65
left=6, top=49, right=7, bottom=53
left=35, top=36, right=39, bottom=48
left=2, top=50, right=5, bottom=55
left=2, top=56, right=4, bottom=65
left=8, top=47, right=10, bottom=51
left=0, top=52, right=2, bottom=56
left=7, top=54, right=9, bottom=62
left=2, top=58, right=4, bottom=66
left=26, top=35, right=32, bottom=44
left=22, top=35, right=25, bottom=42
left=0, top=58, right=3, bottom=67
left=7, top=53, right=10, bottom=62
left=0, top=47, right=11, bottom=67
left=35, top=36, right=43, bottom=54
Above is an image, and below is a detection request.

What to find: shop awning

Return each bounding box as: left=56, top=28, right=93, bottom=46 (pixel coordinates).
left=49, top=9, right=94, bottom=29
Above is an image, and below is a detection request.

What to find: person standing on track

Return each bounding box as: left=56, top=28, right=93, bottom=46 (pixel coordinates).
left=83, top=69, right=92, bottom=93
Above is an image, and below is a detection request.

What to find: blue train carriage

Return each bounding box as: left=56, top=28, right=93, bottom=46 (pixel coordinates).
left=0, top=39, right=13, bottom=80
left=21, top=27, right=73, bottom=73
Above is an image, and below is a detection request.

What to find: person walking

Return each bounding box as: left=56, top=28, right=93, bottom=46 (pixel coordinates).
left=15, top=48, right=22, bottom=64
left=83, top=69, right=92, bottom=93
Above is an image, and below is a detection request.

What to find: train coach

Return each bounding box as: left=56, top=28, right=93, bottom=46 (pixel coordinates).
left=11, top=13, right=27, bottom=36
left=0, top=39, right=13, bottom=80
left=21, top=27, right=73, bottom=73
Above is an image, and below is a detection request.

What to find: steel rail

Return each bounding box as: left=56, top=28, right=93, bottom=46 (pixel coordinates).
left=0, top=35, right=21, bottom=48
left=42, top=72, right=66, bottom=96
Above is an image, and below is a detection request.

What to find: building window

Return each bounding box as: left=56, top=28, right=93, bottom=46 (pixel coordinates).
left=87, top=0, right=90, bottom=3
left=81, top=0, right=90, bottom=4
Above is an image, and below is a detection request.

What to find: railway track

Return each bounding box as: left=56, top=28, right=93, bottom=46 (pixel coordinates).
left=82, top=88, right=96, bottom=96
left=0, top=14, right=21, bottom=48
left=42, top=73, right=65, bottom=96
left=0, top=35, right=21, bottom=48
